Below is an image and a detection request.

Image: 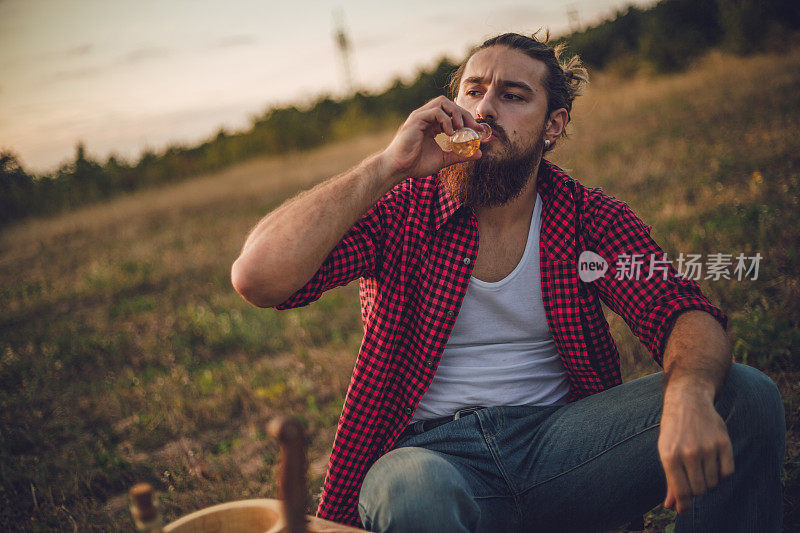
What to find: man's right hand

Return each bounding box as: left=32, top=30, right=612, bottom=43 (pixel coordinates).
left=233, top=97, right=484, bottom=308
left=378, top=96, right=486, bottom=182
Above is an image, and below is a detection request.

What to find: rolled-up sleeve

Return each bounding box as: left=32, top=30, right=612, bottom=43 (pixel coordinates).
left=585, top=193, right=728, bottom=366
left=273, top=191, right=391, bottom=310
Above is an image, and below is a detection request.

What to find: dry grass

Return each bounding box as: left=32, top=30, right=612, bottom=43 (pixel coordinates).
left=1, top=46, right=798, bottom=531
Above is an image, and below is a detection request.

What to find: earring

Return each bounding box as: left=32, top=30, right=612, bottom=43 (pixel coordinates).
left=544, top=139, right=551, bottom=148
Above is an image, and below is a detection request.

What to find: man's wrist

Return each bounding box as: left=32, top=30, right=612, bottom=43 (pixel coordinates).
left=663, top=374, right=716, bottom=406
left=371, top=151, right=405, bottom=190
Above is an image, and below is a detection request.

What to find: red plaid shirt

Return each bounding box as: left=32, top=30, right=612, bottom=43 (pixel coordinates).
left=274, top=160, right=727, bottom=527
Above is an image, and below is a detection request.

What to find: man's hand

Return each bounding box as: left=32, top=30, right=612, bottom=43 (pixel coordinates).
left=658, top=382, right=734, bottom=514
left=378, top=95, right=487, bottom=181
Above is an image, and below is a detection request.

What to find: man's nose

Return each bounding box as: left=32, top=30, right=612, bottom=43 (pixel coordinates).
left=475, top=92, right=497, bottom=122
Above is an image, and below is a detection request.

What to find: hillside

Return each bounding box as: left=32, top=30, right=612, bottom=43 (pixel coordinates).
left=5, top=0, right=798, bottom=226
left=1, top=46, right=798, bottom=530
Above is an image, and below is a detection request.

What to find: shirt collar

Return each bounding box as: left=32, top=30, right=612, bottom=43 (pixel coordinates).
left=432, top=159, right=559, bottom=232
left=535, top=159, right=558, bottom=199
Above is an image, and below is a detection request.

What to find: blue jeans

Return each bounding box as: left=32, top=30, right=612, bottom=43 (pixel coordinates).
left=358, top=363, right=785, bottom=532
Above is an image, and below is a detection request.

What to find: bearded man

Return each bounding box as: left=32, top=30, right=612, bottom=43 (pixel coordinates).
left=231, top=33, right=785, bottom=532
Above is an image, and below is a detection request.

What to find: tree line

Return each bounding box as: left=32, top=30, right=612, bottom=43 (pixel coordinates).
left=2, top=0, right=797, bottom=226
left=0, top=58, right=456, bottom=226
left=555, top=0, right=799, bottom=73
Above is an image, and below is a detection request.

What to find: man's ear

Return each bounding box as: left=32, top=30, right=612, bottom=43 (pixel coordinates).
left=545, top=108, right=568, bottom=139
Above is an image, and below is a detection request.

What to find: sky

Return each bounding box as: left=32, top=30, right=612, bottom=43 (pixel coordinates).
left=0, top=0, right=653, bottom=173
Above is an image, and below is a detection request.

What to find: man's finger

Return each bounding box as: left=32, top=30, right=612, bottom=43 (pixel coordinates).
left=436, top=99, right=467, bottom=124
left=719, top=438, right=735, bottom=479
left=702, top=453, right=720, bottom=489
left=683, top=449, right=707, bottom=496
left=439, top=98, right=484, bottom=133
left=664, top=485, right=675, bottom=509
left=663, top=456, right=693, bottom=514
left=423, top=96, right=483, bottom=134
left=414, top=107, right=454, bottom=136
left=439, top=103, right=464, bottom=131
left=461, top=110, right=483, bottom=132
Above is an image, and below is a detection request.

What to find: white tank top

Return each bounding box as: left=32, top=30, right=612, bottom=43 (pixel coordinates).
left=412, top=193, right=571, bottom=421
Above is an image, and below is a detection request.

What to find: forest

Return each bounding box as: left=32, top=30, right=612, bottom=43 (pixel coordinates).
left=3, top=0, right=798, bottom=226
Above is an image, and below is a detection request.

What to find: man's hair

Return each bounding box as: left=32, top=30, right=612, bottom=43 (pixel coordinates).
left=448, top=30, right=589, bottom=149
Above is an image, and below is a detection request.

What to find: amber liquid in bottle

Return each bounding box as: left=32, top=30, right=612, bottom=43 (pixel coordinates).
left=449, top=138, right=481, bottom=157
left=435, top=125, right=491, bottom=158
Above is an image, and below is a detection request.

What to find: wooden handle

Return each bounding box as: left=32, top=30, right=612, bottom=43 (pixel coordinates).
left=268, top=416, right=308, bottom=533
left=129, top=482, right=163, bottom=531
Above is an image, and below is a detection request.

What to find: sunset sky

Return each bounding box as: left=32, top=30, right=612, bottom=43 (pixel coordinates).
left=1, top=0, right=653, bottom=173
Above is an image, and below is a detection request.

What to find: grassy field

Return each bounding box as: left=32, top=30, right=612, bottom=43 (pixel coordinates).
left=1, top=45, right=799, bottom=531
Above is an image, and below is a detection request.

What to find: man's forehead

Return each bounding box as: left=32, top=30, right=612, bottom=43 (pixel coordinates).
left=462, top=45, right=546, bottom=90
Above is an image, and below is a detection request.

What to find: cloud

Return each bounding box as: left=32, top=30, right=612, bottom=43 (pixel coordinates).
left=42, top=45, right=171, bottom=82
left=208, top=35, right=258, bottom=50
left=46, top=65, right=106, bottom=82
left=0, top=42, right=94, bottom=71
left=0, top=0, right=24, bottom=31
left=423, top=5, right=550, bottom=34
left=487, top=5, right=550, bottom=26
left=354, top=34, right=389, bottom=50
left=64, top=44, right=94, bottom=58
left=120, top=46, right=172, bottom=65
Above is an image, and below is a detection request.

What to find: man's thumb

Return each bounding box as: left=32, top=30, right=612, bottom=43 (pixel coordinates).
left=664, top=486, right=675, bottom=509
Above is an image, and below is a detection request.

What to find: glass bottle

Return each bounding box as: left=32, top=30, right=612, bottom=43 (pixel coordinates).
left=435, top=125, right=492, bottom=157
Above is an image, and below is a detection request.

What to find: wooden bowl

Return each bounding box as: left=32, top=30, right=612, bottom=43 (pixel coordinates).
left=163, top=499, right=284, bottom=533
left=131, top=417, right=363, bottom=532
left=163, top=497, right=363, bottom=532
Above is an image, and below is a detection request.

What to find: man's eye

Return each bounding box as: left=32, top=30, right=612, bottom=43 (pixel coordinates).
left=466, top=90, right=482, bottom=96
left=504, top=93, right=522, bottom=100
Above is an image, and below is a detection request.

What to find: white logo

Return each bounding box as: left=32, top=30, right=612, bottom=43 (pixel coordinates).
left=578, top=251, right=608, bottom=282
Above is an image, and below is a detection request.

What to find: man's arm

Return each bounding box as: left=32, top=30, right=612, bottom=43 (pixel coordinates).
left=231, top=154, right=397, bottom=308
left=231, top=96, right=485, bottom=308
left=658, top=310, right=734, bottom=515
left=584, top=194, right=729, bottom=368
left=581, top=193, right=732, bottom=515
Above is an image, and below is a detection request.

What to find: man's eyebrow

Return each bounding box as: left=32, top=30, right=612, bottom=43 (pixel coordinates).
left=462, top=75, right=535, bottom=94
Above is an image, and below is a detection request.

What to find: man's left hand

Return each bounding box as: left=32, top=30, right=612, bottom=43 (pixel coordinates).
left=658, top=383, right=734, bottom=514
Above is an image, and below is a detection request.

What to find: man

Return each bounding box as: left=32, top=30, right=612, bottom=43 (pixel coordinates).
left=232, top=33, right=785, bottom=532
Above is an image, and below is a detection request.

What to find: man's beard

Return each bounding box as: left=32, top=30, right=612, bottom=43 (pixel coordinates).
left=439, top=128, right=544, bottom=209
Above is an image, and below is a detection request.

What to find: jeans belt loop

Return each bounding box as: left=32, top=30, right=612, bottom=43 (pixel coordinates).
left=401, top=406, right=486, bottom=440
left=454, top=406, right=484, bottom=420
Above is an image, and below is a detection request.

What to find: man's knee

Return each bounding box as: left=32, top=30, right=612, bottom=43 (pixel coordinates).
left=721, top=363, right=785, bottom=453
left=358, top=447, right=479, bottom=532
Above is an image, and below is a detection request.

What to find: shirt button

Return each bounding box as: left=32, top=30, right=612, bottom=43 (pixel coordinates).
left=425, top=359, right=435, bottom=368
left=462, top=257, right=471, bottom=265
left=404, top=406, right=413, bottom=415
left=447, top=310, right=455, bottom=318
